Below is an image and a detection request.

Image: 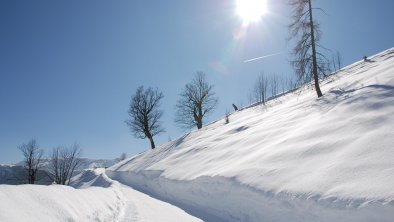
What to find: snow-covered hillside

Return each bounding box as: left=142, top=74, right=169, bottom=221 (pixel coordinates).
left=0, top=169, right=201, bottom=222
left=107, top=48, right=394, bottom=222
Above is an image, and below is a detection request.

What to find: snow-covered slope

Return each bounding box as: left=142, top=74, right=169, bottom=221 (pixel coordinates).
left=0, top=168, right=202, bottom=222
left=107, top=48, right=394, bottom=222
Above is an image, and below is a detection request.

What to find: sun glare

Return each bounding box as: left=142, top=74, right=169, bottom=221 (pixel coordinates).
left=236, top=0, right=268, bottom=25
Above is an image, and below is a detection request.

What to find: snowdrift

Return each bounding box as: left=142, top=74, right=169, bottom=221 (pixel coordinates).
left=0, top=169, right=123, bottom=222
left=107, top=48, right=394, bottom=221
left=0, top=169, right=201, bottom=222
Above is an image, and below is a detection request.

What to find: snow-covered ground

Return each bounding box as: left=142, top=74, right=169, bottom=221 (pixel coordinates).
left=1, top=48, right=393, bottom=222
left=0, top=168, right=202, bottom=222
left=107, top=48, right=394, bottom=221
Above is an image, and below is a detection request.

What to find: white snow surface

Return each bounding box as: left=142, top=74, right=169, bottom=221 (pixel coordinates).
left=0, top=168, right=202, bottom=222
left=107, top=48, right=394, bottom=221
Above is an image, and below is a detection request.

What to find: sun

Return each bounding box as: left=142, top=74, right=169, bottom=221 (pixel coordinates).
left=236, top=0, right=268, bottom=25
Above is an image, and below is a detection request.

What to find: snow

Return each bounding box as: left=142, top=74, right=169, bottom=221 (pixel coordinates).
left=107, top=48, right=394, bottom=221
left=0, top=169, right=202, bottom=222
left=1, top=48, right=393, bottom=222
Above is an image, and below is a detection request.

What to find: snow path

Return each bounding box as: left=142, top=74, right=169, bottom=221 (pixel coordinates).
left=0, top=169, right=202, bottom=222
left=72, top=169, right=202, bottom=222
left=118, top=188, right=139, bottom=222
left=116, top=183, right=202, bottom=222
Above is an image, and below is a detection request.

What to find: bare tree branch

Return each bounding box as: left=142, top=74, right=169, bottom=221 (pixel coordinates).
left=18, top=139, right=43, bottom=184
left=48, top=144, right=83, bottom=185
left=175, top=72, right=218, bottom=129
left=251, top=73, right=269, bottom=105
left=288, top=0, right=330, bottom=97
left=126, top=86, right=164, bottom=149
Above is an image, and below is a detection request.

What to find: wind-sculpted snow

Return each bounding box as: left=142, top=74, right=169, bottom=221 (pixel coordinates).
left=0, top=171, right=124, bottom=222
left=0, top=169, right=201, bottom=222
left=107, top=170, right=394, bottom=222
left=107, top=48, right=394, bottom=221
left=70, top=168, right=115, bottom=188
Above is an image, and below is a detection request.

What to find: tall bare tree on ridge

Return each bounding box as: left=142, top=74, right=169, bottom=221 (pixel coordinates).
left=289, top=0, right=329, bottom=98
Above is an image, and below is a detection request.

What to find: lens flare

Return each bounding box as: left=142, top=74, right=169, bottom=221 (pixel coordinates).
left=236, top=0, right=268, bottom=25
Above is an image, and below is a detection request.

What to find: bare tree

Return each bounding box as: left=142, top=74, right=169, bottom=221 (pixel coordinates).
left=18, top=139, right=43, bottom=184
left=224, top=110, right=230, bottom=124
left=270, top=75, right=279, bottom=97
left=252, top=73, right=269, bottom=105
left=331, top=56, right=337, bottom=73
left=328, top=51, right=342, bottom=75
left=126, top=86, right=164, bottom=149
left=175, top=72, right=218, bottom=129
left=49, top=144, right=82, bottom=185
left=336, top=51, right=342, bottom=70
left=332, top=51, right=342, bottom=72
left=116, top=152, right=127, bottom=162
left=288, top=0, right=329, bottom=97
left=280, top=74, right=287, bottom=94
left=288, top=75, right=297, bottom=91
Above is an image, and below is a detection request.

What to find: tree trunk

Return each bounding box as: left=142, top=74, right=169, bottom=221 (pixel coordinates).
left=308, top=0, right=323, bottom=98
left=196, top=118, right=203, bottom=129
left=148, top=136, right=155, bottom=149
left=197, top=104, right=203, bottom=129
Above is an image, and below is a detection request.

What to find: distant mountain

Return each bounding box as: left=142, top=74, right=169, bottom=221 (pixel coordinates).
left=1, top=158, right=117, bottom=185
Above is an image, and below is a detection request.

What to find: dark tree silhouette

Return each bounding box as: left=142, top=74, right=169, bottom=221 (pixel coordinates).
left=270, top=75, right=279, bottom=97
left=332, top=51, right=342, bottom=72
left=116, top=152, right=127, bottom=162
left=175, top=72, right=218, bottom=129
left=48, top=144, right=82, bottom=185
left=232, top=104, right=238, bottom=111
left=252, top=73, right=269, bottom=105
left=18, top=139, right=43, bottom=184
left=126, top=86, right=164, bottom=149
left=289, top=0, right=328, bottom=97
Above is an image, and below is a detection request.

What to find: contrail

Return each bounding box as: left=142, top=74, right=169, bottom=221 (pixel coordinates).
left=244, top=52, right=283, bottom=63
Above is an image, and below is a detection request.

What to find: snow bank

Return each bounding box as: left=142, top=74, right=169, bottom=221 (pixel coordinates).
left=0, top=182, right=123, bottom=222
left=70, top=168, right=115, bottom=188
left=107, top=48, right=394, bottom=221
left=0, top=168, right=201, bottom=222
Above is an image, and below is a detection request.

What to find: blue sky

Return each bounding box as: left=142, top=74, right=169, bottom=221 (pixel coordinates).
left=1, top=0, right=393, bottom=164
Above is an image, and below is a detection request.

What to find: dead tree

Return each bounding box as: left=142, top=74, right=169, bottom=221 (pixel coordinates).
left=49, top=144, right=82, bottom=185
left=224, top=110, right=230, bottom=124
left=175, top=72, right=218, bottom=129
left=116, top=152, right=127, bottom=162
left=332, top=51, right=342, bottom=72
left=18, top=139, right=43, bottom=184
left=289, top=0, right=329, bottom=98
left=126, top=86, right=164, bottom=149
left=252, top=73, right=269, bottom=105
left=270, top=75, right=279, bottom=97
